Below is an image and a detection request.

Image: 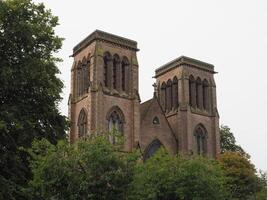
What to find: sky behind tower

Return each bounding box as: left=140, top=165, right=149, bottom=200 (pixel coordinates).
left=34, top=0, right=267, bottom=170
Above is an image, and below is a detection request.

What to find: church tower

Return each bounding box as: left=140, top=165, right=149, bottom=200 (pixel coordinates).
left=69, top=30, right=140, bottom=151
left=69, top=30, right=220, bottom=159
left=154, top=56, right=220, bottom=157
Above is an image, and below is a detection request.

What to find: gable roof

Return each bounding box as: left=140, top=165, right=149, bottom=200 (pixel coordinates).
left=140, top=98, right=154, bottom=121
left=140, top=97, right=176, bottom=139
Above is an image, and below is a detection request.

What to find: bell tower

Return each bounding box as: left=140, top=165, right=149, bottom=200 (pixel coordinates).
left=69, top=30, right=140, bottom=151
left=155, top=56, right=220, bottom=157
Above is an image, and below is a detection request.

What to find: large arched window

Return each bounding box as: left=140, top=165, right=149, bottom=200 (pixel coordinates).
left=196, top=77, right=203, bottom=109
left=77, top=109, right=87, bottom=138
left=106, top=106, right=125, bottom=144
left=202, top=79, right=209, bottom=110
left=166, top=79, right=172, bottom=112
left=121, top=56, right=129, bottom=93
left=143, top=139, right=162, bottom=161
left=160, top=82, right=166, bottom=112
left=172, top=76, right=178, bottom=109
left=113, top=54, right=120, bottom=90
left=103, top=52, right=112, bottom=89
left=189, top=75, right=196, bottom=107
left=194, top=124, right=207, bottom=155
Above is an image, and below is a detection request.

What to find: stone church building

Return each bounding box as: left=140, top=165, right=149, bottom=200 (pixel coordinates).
left=68, top=30, right=220, bottom=159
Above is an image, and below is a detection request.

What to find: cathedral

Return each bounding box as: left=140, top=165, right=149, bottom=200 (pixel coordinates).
left=68, top=30, right=220, bottom=159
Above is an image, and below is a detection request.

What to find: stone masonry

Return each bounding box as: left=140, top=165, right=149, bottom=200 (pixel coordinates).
left=68, top=30, right=220, bottom=159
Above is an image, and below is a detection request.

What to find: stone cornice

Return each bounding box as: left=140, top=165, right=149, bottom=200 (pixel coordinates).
left=72, top=30, right=139, bottom=56
left=154, top=56, right=216, bottom=78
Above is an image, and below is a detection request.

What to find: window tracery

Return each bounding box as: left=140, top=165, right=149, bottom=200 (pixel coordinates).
left=194, top=125, right=207, bottom=155
left=107, top=107, right=124, bottom=144
left=77, top=109, right=87, bottom=138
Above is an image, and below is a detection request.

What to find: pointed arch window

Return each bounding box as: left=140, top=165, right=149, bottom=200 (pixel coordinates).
left=122, top=63, right=125, bottom=91
left=113, top=54, right=121, bottom=90
left=172, top=76, right=178, bottom=109
left=160, top=82, right=166, bottom=112
left=143, top=139, right=162, bottom=161
left=166, top=79, right=172, bottom=112
left=76, top=62, right=82, bottom=98
left=194, top=125, right=207, bottom=155
left=81, top=57, right=87, bottom=94
left=83, top=56, right=90, bottom=93
left=202, top=79, right=209, bottom=110
left=77, top=109, right=87, bottom=138
left=103, top=52, right=112, bottom=89
left=107, top=107, right=125, bottom=144
left=196, top=77, right=203, bottom=109
left=122, top=57, right=130, bottom=93
left=189, top=75, right=196, bottom=107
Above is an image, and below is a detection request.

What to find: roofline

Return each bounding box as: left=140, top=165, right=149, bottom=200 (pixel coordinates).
left=72, top=30, right=139, bottom=56
left=155, top=56, right=215, bottom=77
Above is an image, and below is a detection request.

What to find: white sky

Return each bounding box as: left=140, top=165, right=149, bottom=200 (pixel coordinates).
left=34, top=0, right=267, bottom=170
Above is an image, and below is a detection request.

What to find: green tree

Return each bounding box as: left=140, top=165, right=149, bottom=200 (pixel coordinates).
left=0, top=0, right=67, bottom=199
left=220, top=125, right=247, bottom=156
left=256, top=171, right=267, bottom=200
left=128, top=149, right=229, bottom=200
left=28, top=135, right=138, bottom=200
left=218, top=152, right=260, bottom=200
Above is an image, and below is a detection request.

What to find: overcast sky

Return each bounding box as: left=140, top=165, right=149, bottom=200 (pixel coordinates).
left=34, top=0, right=267, bottom=170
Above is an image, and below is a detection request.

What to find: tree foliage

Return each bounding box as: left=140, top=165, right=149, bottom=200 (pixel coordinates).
left=128, top=149, right=229, bottom=200
left=27, top=133, right=266, bottom=200
left=218, top=152, right=260, bottom=200
left=0, top=0, right=67, bottom=199
left=220, top=125, right=246, bottom=155
left=28, top=136, right=138, bottom=200
left=256, top=171, right=267, bottom=200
